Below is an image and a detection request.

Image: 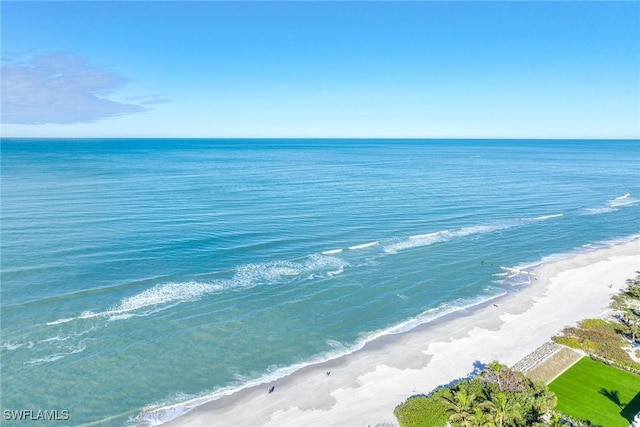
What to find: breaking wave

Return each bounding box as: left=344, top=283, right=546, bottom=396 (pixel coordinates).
left=382, top=213, right=562, bottom=254
left=582, top=193, right=639, bottom=215
left=348, top=241, right=379, bottom=250
left=47, top=255, right=348, bottom=326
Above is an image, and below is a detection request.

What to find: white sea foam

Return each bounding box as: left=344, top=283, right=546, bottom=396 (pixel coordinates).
left=499, top=266, right=536, bottom=276
left=409, top=231, right=448, bottom=240
left=327, top=267, right=345, bottom=277
left=383, top=212, right=578, bottom=255
left=132, top=406, right=193, bottom=427
left=534, top=213, right=563, bottom=221
left=46, top=317, right=76, bottom=326
left=582, top=207, right=616, bottom=215
left=304, top=255, right=349, bottom=278
left=384, top=221, right=519, bottom=254
left=47, top=255, right=349, bottom=326
left=45, top=281, right=228, bottom=326
left=610, top=194, right=639, bottom=207
left=39, top=334, right=70, bottom=344
left=26, top=343, right=87, bottom=365
left=46, top=311, right=101, bottom=325
left=27, top=354, right=66, bottom=364
left=117, top=281, right=221, bottom=313
left=305, top=254, right=348, bottom=272
left=348, top=241, right=379, bottom=250
left=48, top=281, right=223, bottom=326
left=582, top=193, right=640, bottom=214
left=1, top=342, right=23, bottom=351
left=498, top=266, right=537, bottom=286
left=384, top=230, right=450, bottom=253
left=233, top=255, right=347, bottom=286
left=234, top=262, right=300, bottom=286
left=396, top=293, right=409, bottom=302
left=321, top=248, right=343, bottom=255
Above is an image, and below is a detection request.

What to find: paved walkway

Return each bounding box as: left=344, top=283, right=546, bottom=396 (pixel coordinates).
left=512, top=341, right=583, bottom=383
left=512, top=341, right=564, bottom=374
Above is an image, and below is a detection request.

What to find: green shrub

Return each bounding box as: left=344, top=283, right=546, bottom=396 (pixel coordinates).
left=581, top=318, right=617, bottom=332
left=554, top=336, right=582, bottom=348
left=394, top=388, right=449, bottom=427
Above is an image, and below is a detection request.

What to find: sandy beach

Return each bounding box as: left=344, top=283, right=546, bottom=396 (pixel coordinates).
left=158, top=238, right=640, bottom=427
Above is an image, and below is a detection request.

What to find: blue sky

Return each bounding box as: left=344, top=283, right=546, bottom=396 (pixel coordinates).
left=1, top=1, right=638, bottom=138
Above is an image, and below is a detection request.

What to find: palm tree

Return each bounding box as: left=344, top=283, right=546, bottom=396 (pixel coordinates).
left=472, top=406, right=497, bottom=427
left=442, top=389, right=477, bottom=427
left=531, top=382, right=557, bottom=419
left=483, top=392, right=522, bottom=427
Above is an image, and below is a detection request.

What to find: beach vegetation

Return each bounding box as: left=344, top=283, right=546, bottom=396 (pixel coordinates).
left=394, top=362, right=557, bottom=427
left=554, top=319, right=639, bottom=372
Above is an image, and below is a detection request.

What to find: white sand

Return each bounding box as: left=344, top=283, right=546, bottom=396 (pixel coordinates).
left=160, top=238, right=639, bottom=427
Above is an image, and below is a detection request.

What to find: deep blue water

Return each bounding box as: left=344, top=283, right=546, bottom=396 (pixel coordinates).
left=1, top=139, right=639, bottom=425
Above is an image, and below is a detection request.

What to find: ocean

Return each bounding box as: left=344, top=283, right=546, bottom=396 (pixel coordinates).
left=1, top=138, right=638, bottom=426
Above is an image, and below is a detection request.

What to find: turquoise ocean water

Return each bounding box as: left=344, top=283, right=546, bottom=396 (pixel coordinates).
left=1, top=139, right=639, bottom=426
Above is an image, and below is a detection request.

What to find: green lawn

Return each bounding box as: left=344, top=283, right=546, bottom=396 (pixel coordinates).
left=549, top=357, right=640, bottom=427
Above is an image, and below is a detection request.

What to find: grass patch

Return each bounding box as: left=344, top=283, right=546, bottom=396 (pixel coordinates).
left=549, top=357, right=640, bottom=427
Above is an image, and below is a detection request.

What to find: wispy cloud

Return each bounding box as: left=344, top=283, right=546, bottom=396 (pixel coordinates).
left=1, top=54, right=147, bottom=124
left=124, top=95, right=170, bottom=106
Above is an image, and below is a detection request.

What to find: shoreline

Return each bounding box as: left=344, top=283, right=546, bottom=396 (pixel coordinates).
left=142, top=237, right=640, bottom=427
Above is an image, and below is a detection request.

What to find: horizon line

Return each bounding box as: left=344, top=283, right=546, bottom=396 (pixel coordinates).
left=2, top=136, right=639, bottom=141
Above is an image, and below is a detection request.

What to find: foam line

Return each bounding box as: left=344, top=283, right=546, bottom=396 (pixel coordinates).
left=348, top=241, right=379, bottom=250
left=409, top=231, right=448, bottom=240
left=321, top=249, right=343, bottom=255
left=534, top=213, right=563, bottom=220
left=383, top=221, right=519, bottom=254
left=46, top=255, right=349, bottom=326
left=499, top=266, right=537, bottom=277
left=582, top=207, right=616, bottom=215
left=26, top=343, right=87, bottom=365
left=581, top=193, right=639, bottom=214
